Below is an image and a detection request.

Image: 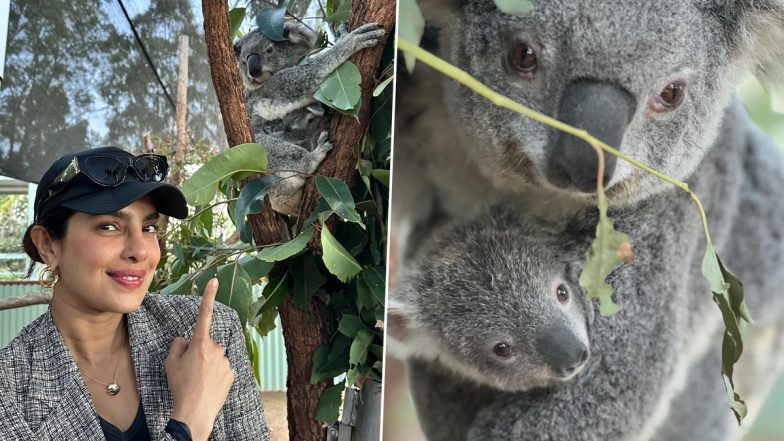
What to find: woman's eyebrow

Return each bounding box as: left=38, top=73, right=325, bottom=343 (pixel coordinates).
left=89, top=211, right=160, bottom=221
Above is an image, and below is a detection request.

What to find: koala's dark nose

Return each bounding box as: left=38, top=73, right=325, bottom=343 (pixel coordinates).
left=247, top=53, right=263, bottom=78
left=546, top=79, right=635, bottom=193
left=535, top=324, right=589, bottom=377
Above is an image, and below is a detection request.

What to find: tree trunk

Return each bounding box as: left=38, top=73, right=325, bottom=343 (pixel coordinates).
left=201, top=0, right=395, bottom=439
left=297, top=0, right=396, bottom=225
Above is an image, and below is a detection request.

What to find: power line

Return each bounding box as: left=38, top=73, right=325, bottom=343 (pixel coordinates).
left=116, top=0, right=177, bottom=113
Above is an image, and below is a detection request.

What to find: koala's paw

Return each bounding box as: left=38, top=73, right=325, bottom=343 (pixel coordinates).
left=345, top=23, right=386, bottom=51
left=315, top=131, right=334, bottom=156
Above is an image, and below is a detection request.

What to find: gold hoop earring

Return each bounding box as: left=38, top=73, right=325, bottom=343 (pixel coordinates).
left=39, top=266, right=59, bottom=289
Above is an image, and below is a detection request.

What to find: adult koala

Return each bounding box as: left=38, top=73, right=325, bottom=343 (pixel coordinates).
left=390, top=0, right=784, bottom=440
left=234, top=23, right=385, bottom=215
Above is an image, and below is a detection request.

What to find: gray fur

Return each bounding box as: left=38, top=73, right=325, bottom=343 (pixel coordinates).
left=389, top=205, right=593, bottom=393
left=235, top=22, right=385, bottom=215
left=391, top=0, right=784, bottom=439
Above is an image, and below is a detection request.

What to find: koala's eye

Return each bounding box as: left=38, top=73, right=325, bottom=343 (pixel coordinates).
left=493, top=342, right=513, bottom=358
left=651, top=81, right=686, bottom=113
left=265, top=45, right=274, bottom=54
left=556, top=284, right=570, bottom=303
left=508, top=43, right=538, bottom=76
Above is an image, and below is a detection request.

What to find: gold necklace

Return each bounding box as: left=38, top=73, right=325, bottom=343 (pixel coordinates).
left=80, top=330, right=125, bottom=396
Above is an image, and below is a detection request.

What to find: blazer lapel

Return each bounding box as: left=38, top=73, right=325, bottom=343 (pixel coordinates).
left=128, top=301, right=175, bottom=440
left=27, top=310, right=104, bottom=439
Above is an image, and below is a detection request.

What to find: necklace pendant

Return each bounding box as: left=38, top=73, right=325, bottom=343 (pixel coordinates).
left=106, top=383, right=121, bottom=396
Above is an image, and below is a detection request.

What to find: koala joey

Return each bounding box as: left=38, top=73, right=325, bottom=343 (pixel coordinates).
left=388, top=205, right=593, bottom=392
left=235, top=22, right=385, bottom=215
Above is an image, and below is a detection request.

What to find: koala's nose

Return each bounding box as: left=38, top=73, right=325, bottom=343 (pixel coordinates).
left=535, top=324, right=590, bottom=377
left=546, top=79, right=635, bottom=193
left=247, top=53, right=263, bottom=78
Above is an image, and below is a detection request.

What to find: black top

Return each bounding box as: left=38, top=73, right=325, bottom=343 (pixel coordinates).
left=97, top=404, right=192, bottom=441
left=98, top=403, right=150, bottom=441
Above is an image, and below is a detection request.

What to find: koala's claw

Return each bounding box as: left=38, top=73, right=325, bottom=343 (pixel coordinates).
left=345, top=23, right=385, bottom=50
left=316, top=131, right=333, bottom=153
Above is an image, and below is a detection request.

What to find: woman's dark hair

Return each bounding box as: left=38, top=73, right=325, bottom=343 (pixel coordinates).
left=22, top=206, right=76, bottom=277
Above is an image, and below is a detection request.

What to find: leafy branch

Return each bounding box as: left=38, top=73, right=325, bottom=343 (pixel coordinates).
left=397, top=37, right=749, bottom=423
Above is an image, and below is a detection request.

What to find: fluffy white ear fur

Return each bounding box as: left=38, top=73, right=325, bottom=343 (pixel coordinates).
left=733, top=0, right=784, bottom=110
left=284, top=22, right=317, bottom=47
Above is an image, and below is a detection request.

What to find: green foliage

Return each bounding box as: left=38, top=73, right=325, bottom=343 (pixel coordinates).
left=702, top=244, right=751, bottom=423
left=579, top=192, right=629, bottom=316
left=181, top=143, right=268, bottom=206
left=316, top=176, right=364, bottom=226
left=316, top=382, right=344, bottom=423
left=325, top=0, right=352, bottom=25
left=156, top=4, right=390, bottom=402
left=493, top=0, right=533, bottom=15
left=399, top=0, right=425, bottom=72
left=229, top=7, right=247, bottom=38
left=257, top=0, right=289, bottom=42
left=314, top=61, right=363, bottom=116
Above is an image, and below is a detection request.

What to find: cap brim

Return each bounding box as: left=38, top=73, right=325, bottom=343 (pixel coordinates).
left=61, top=181, right=189, bottom=219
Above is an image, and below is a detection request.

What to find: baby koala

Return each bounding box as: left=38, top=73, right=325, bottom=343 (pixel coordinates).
left=388, top=205, right=593, bottom=392
left=234, top=22, right=385, bottom=215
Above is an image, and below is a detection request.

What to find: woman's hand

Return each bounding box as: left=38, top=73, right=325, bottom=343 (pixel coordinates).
left=165, top=279, right=234, bottom=441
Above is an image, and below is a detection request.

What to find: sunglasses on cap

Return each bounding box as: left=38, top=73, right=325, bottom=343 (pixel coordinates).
left=39, top=154, right=169, bottom=207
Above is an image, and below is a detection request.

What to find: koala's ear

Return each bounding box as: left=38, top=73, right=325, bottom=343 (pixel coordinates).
left=283, top=22, right=317, bottom=47
left=712, top=0, right=784, bottom=108
left=386, top=297, right=417, bottom=342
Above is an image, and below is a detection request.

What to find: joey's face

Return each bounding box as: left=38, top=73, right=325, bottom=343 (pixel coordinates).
left=393, top=216, right=593, bottom=392
left=444, top=0, right=741, bottom=206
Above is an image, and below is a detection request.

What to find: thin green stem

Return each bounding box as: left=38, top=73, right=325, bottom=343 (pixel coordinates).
left=398, top=38, right=713, bottom=246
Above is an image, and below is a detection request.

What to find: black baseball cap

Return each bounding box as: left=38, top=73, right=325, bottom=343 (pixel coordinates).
left=34, top=146, right=189, bottom=221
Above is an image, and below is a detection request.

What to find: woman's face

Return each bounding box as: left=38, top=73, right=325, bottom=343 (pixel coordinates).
left=48, top=196, right=161, bottom=314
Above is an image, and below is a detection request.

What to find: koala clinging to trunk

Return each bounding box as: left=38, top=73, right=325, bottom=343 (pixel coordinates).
left=388, top=205, right=593, bottom=393
left=234, top=22, right=385, bottom=215
left=392, top=0, right=784, bottom=440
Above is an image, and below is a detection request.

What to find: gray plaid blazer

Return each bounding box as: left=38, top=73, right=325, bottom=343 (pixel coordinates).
left=0, top=294, right=272, bottom=440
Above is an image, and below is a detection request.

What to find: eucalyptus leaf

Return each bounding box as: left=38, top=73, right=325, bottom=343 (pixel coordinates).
left=493, top=0, right=533, bottom=15
left=215, top=260, right=253, bottom=327
left=229, top=7, right=246, bottom=38
left=314, top=61, right=362, bottom=111
left=326, top=0, right=351, bottom=24
left=702, top=244, right=750, bottom=423
left=257, top=2, right=288, bottom=42
left=315, top=176, right=364, bottom=226
left=235, top=176, right=281, bottom=244
left=338, top=314, right=365, bottom=338
left=291, top=254, right=327, bottom=310
left=357, top=266, right=386, bottom=307
left=159, top=273, right=191, bottom=296
left=399, top=0, right=425, bottom=72
left=258, top=228, right=315, bottom=262
left=373, top=75, right=394, bottom=97
left=321, top=224, right=363, bottom=282
left=371, top=169, right=389, bottom=186
left=181, top=143, right=267, bottom=206
left=349, top=328, right=374, bottom=365
left=316, top=383, right=344, bottom=423
left=579, top=193, right=629, bottom=316
left=239, top=255, right=274, bottom=283
left=259, top=273, right=290, bottom=314
left=255, top=308, right=279, bottom=337
left=311, top=335, right=351, bottom=382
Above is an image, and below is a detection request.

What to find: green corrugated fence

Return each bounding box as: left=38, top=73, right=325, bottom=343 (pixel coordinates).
left=0, top=282, right=288, bottom=391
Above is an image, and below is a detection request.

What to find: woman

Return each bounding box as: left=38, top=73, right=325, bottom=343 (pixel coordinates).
left=0, top=146, right=270, bottom=440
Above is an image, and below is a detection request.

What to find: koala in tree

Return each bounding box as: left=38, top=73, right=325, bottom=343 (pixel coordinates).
left=234, top=22, right=385, bottom=215
left=391, top=0, right=784, bottom=440
left=388, top=205, right=593, bottom=393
